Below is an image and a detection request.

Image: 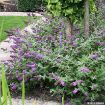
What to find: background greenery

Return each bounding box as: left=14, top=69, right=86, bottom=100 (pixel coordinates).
left=17, top=0, right=46, bottom=12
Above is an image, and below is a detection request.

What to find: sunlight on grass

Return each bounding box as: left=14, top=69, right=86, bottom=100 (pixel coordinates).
left=0, top=17, right=4, bottom=42
left=0, top=16, right=28, bottom=42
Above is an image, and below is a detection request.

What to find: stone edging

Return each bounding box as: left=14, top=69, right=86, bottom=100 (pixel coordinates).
left=0, top=12, right=43, bottom=16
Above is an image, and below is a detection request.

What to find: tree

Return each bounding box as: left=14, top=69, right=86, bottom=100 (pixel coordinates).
left=46, top=0, right=96, bottom=37
left=46, top=0, right=84, bottom=36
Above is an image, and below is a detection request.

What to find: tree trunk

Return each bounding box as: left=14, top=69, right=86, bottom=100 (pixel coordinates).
left=84, top=0, right=89, bottom=37
left=65, top=17, right=73, bottom=36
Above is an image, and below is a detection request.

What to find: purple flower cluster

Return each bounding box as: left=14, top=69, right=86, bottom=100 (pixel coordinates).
left=71, top=80, right=83, bottom=86
left=80, top=67, right=90, bottom=73
left=70, top=42, right=77, bottom=47
left=96, top=41, right=105, bottom=47
left=98, top=28, right=105, bottom=36
left=72, top=89, right=79, bottom=94
left=84, top=92, right=88, bottom=97
left=24, top=51, right=44, bottom=60
left=90, top=53, right=99, bottom=60
left=27, top=62, right=36, bottom=72
left=65, top=102, right=71, bottom=105
left=51, top=73, right=65, bottom=86
left=10, top=83, right=17, bottom=91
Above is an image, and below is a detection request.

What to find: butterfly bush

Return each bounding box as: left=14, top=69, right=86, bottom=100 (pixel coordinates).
left=4, top=17, right=105, bottom=104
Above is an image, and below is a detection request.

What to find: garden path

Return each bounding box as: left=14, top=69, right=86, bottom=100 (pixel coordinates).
left=0, top=37, right=13, bottom=62
left=10, top=98, right=60, bottom=105
left=0, top=12, right=42, bottom=16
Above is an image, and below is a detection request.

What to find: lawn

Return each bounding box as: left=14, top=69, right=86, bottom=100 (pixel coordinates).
left=0, top=16, right=29, bottom=42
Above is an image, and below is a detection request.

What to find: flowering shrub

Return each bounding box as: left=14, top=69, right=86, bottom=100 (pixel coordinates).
left=4, top=17, right=105, bottom=104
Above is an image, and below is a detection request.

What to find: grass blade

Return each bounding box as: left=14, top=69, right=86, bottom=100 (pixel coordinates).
left=7, top=83, right=12, bottom=105
left=1, top=65, right=8, bottom=105
left=22, top=75, right=25, bottom=105
left=0, top=17, right=4, bottom=39
left=62, top=94, right=65, bottom=105
left=0, top=71, right=1, bottom=105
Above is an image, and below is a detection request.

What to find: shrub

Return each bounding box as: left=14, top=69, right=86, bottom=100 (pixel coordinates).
left=4, top=17, right=105, bottom=104
left=90, top=5, right=105, bottom=34
left=17, top=0, right=46, bottom=12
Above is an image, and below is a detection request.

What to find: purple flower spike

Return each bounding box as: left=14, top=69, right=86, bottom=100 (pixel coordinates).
left=59, top=32, right=62, bottom=47
left=65, top=102, right=71, bottom=105
left=23, top=70, right=27, bottom=74
left=72, top=89, right=79, bottom=94
left=71, top=81, right=77, bottom=86
left=70, top=42, right=77, bottom=47
left=90, top=53, right=99, bottom=60
left=10, top=83, right=17, bottom=90
left=60, top=80, right=65, bottom=86
left=17, top=76, right=23, bottom=81
left=71, top=80, right=83, bottom=86
left=24, top=52, right=33, bottom=58
left=80, top=67, right=90, bottom=73
left=18, top=50, right=24, bottom=55
left=35, top=54, right=44, bottom=60
left=95, top=42, right=101, bottom=46
left=11, top=44, right=18, bottom=49
left=27, top=62, right=36, bottom=68
left=27, top=62, right=36, bottom=72
left=11, top=85, right=17, bottom=90
left=31, top=67, right=36, bottom=72
left=3, top=61, right=9, bottom=65
left=84, top=92, right=88, bottom=97
left=101, top=42, right=105, bottom=47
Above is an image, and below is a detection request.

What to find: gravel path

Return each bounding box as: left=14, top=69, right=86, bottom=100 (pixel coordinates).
left=9, top=98, right=60, bottom=105
left=0, top=37, right=13, bottom=62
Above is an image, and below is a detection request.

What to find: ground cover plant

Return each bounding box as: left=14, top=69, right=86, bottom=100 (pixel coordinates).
left=3, top=15, right=105, bottom=105
left=0, top=16, right=28, bottom=42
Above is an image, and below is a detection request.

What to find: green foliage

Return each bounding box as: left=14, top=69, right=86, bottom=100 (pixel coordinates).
left=18, top=0, right=46, bottom=12
left=22, top=75, right=25, bottom=105
left=46, top=0, right=96, bottom=23
left=62, top=94, right=65, bottom=105
left=0, top=17, right=4, bottom=42
left=6, top=17, right=105, bottom=104
left=0, top=65, right=26, bottom=105
left=0, top=65, right=12, bottom=105
left=46, top=0, right=84, bottom=22
left=90, top=5, right=105, bottom=34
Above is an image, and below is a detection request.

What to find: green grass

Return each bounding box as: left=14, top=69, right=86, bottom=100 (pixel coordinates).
left=0, top=16, right=28, bottom=42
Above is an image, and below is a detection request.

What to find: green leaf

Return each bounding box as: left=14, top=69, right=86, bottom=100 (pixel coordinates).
left=2, top=65, right=8, bottom=105
left=22, top=75, right=25, bottom=105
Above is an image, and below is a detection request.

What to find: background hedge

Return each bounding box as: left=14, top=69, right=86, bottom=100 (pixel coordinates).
left=17, top=0, right=46, bottom=12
